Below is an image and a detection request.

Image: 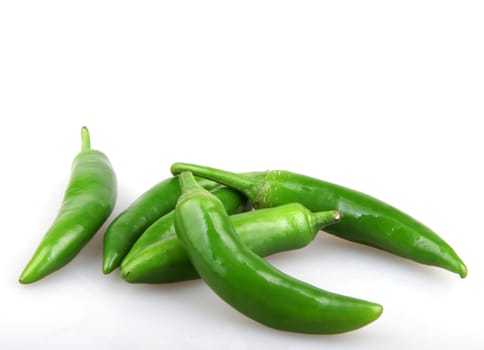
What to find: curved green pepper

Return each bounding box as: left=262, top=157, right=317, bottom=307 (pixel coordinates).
left=102, top=176, right=219, bottom=273
left=173, top=171, right=383, bottom=334
left=121, top=202, right=341, bottom=283
left=171, top=162, right=467, bottom=278
left=19, top=127, right=117, bottom=284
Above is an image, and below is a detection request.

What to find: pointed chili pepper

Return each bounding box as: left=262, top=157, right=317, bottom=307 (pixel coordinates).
left=171, top=162, right=467, bottom=278
left=19, top=127, right=117, bottom=284
left=173, top=171, right=383, bottom=334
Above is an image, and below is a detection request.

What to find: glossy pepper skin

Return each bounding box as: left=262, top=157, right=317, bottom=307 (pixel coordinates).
left=121, top=203, right=341, bottom=283
left=173, top=171, right=383, bottom=334
left=19, top=127, right=117, bottom=284
left=102, top=176, right=219, bottom=274
left=171, top=163, right=467, bottom=278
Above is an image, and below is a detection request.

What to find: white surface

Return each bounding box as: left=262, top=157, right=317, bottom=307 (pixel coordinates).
left=1, top=1, right=483, bottom=349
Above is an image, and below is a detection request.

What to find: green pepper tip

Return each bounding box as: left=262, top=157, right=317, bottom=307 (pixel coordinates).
left=121, top=270, right=130, bottom=280
left=459, top=263, right=467, bottom=278
left=102, top=255, right=118, bottom=274
left=18, top=269, right=36, bottom=284
left=18, top=275, right=27, bottom=285
left=371, top=303, right=384, bottom=320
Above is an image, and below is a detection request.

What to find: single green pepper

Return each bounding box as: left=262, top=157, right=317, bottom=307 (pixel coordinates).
left=173, top=171, right=383, bottom=334
left=121, top=203, right=341, bottom=283
left=171, top=163, right=467, bottom=278
left=19, top=127, right=117, bottom=284
left=102, top=176, right=219, bottom=274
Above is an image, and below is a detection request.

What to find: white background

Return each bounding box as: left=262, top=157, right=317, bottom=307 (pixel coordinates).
left=1, top=1, right=483, bottom=349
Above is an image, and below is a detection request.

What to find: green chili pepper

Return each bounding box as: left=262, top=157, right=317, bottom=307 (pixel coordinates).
left=19, top=127, right=117, bottom=284
left=121, top=203, right=341, bottom=283
left=173, top=171, right=383, bottom=334
left=171, top=163, right=467, bottom=278
left=102, top=176, right=219, bottom=274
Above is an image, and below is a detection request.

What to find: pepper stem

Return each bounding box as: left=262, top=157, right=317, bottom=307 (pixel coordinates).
left=311, top=210, right=343, bottom=232
left=171, top=163, right=254, bottom=191
left=178, top=171, right=202, bottom=194
left=81, top=126, right=91, bottom=151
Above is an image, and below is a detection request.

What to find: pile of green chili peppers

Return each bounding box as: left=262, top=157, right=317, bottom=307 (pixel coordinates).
left=20, top=127, right=467, bottom=334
